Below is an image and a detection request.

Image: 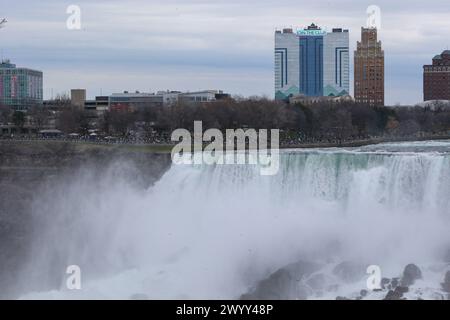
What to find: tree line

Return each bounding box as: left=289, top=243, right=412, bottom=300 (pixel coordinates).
left=1, top=98, right=450, bottom=144
left=101, top=98, right=450, bottom=143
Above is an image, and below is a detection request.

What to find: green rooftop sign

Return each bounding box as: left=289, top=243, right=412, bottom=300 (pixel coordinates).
left=296, top=29, right=326, bottom=36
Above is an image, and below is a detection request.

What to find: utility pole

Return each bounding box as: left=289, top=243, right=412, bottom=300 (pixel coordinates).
left=0, top=18, right=6, bottom=61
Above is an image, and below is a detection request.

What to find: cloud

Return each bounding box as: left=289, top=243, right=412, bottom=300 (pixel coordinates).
left=1, top=0, right=449, bottom=104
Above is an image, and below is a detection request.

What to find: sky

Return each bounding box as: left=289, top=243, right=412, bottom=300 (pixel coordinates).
left=1, top=0, right=450, bottom=105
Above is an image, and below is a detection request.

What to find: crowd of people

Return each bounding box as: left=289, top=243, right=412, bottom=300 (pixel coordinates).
left=1, top=98, right=450, bottom=147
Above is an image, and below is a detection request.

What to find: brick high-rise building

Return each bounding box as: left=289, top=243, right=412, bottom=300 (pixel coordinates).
left=354, top=27, right=384, bottom=106
left=423, top=50, right=450, bottom=101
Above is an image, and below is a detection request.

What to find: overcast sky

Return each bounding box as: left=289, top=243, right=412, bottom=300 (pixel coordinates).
left=1, top=0, right=450, bottom=105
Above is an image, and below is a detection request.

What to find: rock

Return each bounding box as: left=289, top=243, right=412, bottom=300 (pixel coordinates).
left=383, top=290, right=395, bottom=300
left=381, top=277, right=390, bottom=289
left=336, top=296, right=350, bottom=300
left=401, top=264, right=422, bottom=287
left=441, top=271, right=450, bottom=292
left=332, top=261, right=366, bottom=283
left=384, top=290, right=402, bottom=300
left=240, top=260, right=320, bottom=300
left=360, top=289, right=368, bottom=297
left=395, top=286, right=409, bottom=294
left=384, top=286, right=408, bottom=300
left=130, top=293, right=149, bottom=300
left=391, top=278, right=399, bottom=288
left=240, top=293, right=253, bottom=300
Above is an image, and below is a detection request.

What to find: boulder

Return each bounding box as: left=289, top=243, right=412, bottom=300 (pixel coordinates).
left=130, top=293, right=149, bottom=300
left=383, top=286, right=408, bottom=300
left=396, top=286, right=409, bottom=294
left=381, top=277, right=390, bottom=289
left=240, top=260, right=320, bottom=300
left=391, top=278, right=399, bottom=288
left=336, top=296, right=350, bottom=300
left=401, top=264, right=422, bottom=287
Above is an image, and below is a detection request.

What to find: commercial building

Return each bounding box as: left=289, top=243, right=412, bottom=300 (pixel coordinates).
left=275, top=24, right=349, bottom=100
left=61, top=89, right=230, bottom=112
left=299, top=24, right=325, bottom=96
left=70, top=89, right=86, bottom=108
left=354, top=27, right=385, bottom=106
left=323, top=28, right=350, bottom=97
left=108, top=90, right=228, bottom=111
left=423, top=50, right=450, bottom=101
left=275, top=28, right=300, bottom=99
left=108, top=91, right=178, bottom=111
left=0, top=59, right=43, bottom=110
left=179, top=90, right=227, bottom=103
left=84, top=96, right=109, bottom=112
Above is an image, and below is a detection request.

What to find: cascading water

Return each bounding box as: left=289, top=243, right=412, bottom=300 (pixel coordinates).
left=16, top=140, right=450, bottom=299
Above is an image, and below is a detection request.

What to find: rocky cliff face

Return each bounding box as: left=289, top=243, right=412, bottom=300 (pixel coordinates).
left=0, top=141, right=172, bottom=299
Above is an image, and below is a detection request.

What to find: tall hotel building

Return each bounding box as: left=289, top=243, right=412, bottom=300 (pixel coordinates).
left=423, top=50, right=450, bottom=101
left=0, top=59, right=43, bottom=110
left=354, top=27, right=384, bottom=106
left=274, top=23, right=349, bottom=100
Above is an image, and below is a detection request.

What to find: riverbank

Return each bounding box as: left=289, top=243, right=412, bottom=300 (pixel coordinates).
left=282, top=135, right=450, bottom=149
left=1, top=134, right=449, bottom=155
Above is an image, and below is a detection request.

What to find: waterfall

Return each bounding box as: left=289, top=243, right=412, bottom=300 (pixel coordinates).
left=17, top=140, right=450, bottom=299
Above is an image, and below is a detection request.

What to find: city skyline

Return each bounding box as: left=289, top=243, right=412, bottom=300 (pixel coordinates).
left=1, top=0, right=450, bottom=105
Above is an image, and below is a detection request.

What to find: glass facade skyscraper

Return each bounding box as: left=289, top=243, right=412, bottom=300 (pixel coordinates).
left=0, top=60, right=43, bottom=110
left=299, top=25, right=324, bottom=96
left=275, top=24, right=349, bottom=100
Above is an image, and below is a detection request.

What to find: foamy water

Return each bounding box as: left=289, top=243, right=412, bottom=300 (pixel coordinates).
left=17, top=140, right=450, bottom=299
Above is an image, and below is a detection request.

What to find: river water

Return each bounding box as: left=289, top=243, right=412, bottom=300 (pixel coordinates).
left=17, top=140, right=450, bottom=299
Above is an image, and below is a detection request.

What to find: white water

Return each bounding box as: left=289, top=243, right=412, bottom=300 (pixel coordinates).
left=18, top=140, right=450, bottom=299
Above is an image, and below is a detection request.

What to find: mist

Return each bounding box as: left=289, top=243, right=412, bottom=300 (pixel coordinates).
left=6, top=141, right=450, bottom=299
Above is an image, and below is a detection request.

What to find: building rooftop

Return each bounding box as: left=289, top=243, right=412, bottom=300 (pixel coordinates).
left=0, top=59, right=16, bottom=68
left=307, top=23, right=320, bottom=30
left=0, top=59, right=42, bottom=73
left=111, top=92, right=157, bottom=97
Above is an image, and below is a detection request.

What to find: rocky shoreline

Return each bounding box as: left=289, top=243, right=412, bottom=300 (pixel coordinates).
left=2, top=134, right=449, bottom=153
left=240, top=260, right=450, bottom=300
